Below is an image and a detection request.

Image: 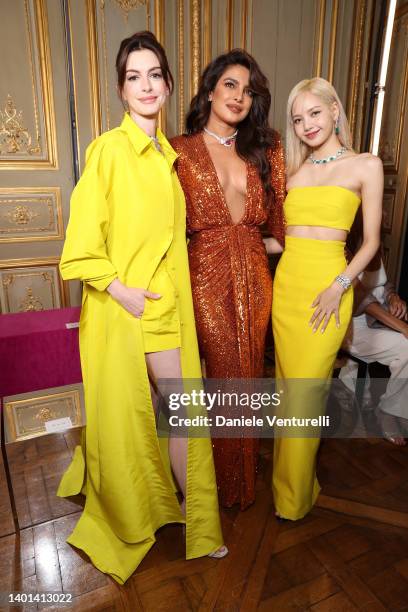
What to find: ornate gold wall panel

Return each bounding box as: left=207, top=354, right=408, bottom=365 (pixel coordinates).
left=382, top=190, right=396, bottom=235
left=0, top=258, right=68, bottom=314
left=379, top=9, right=408, bottom=174
left=0, top=187, right=63, bottom=243
left=86, top=0, right=154, bottom=135
left=4, top=385, right=84, bottom=443
left=346, top=0, right=374, bottom=150
left=0, top=0, right=57, bottom=170
left=177, top=0, right=185, bottom=133
left=190, top=0, right=201, bottom=98
left=379, top=4, right=408, bottom=284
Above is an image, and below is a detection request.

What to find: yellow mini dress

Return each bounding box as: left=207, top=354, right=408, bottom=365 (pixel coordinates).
left=272, top=186, right=361, bottom=520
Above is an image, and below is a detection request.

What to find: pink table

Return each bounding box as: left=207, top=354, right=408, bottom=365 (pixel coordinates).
left=0, top=307, right=82, bottom=398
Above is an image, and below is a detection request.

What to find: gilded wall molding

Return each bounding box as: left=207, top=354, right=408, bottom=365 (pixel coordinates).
left=314, top=0, right=326, bottom=76
left=346, top=0, right=367, bottom=148
left=154, top=0, right=166, bottom=133
left=203, top=0, right=212, bottom=68
left=0, top=257, right=69, bottom=313
left=382, top=190, right=396, bottom=234
left=86, top=0, right=103, bottom=139
left=190, top=0, right=201, bottom=99
left=4, top=387, right=84, bottom=443
left=111, top=0, right=148, bottom=20
left=0, top=95, right=40, bottom=156
left=100, top=2, right=111, bottom=130
left=0, top=0, right=57, bottom=170
left=241, top=0, right=248, bottom=50
left=178, top=0, right=185, bottom=134
left=378, top=8, right=408, bottom=174
left=328, top=0, right=339, bottom=82
left=0, top=187, right=63, bottom=243
left=226, top=0, right=234, bottom=51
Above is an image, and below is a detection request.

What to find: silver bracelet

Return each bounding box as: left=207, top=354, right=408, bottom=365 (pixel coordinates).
left=335, top=273, right=352, bottom=291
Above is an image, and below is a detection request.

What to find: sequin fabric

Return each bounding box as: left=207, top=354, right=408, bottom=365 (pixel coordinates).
left=171, top=132, right=286, bottom=509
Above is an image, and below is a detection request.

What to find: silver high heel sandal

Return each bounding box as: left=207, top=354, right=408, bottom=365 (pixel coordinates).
left=182, top=525, right=228, bottom=558
left=208, top=545, right=229, bottom=559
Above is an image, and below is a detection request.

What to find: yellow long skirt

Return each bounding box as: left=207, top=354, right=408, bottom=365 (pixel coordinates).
left=272, top=236, right=353, bottom=520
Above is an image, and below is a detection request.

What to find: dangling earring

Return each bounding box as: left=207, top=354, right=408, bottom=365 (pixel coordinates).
left=334, top=119, right=339, bottom=135
left=123, top=99, right=129, bottom=112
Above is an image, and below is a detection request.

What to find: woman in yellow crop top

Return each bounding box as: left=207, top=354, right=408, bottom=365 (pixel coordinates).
left=264, top=78, right=383, bottom=521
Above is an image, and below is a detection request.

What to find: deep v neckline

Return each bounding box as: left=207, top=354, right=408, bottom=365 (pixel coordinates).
left=199, top=132, right=249, bottom=226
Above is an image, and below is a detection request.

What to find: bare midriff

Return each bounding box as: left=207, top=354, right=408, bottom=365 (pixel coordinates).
left=285, top=225, right=348, bottom=241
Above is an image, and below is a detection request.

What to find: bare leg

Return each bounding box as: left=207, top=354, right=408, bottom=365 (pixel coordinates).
left=146, top=349, right=228, bottom=558
left=145, top=349, right=187, bottom=513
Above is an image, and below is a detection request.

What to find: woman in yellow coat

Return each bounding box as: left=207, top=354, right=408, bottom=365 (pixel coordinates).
left=57, top=31, right=226, bottom=584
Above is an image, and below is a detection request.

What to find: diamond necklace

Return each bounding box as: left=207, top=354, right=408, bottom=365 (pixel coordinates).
left=309, top=146, right=347, bottom=164
left=151, top=135, right=163, bottom=154
left=203, top=127, right=238, bottom=147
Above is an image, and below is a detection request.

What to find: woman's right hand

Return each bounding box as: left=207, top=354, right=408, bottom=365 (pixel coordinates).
left=107, top=279, right=161, bottom=318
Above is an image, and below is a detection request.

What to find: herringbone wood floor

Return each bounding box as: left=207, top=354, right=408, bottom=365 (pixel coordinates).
left=1, top=431, right=407, bottom=611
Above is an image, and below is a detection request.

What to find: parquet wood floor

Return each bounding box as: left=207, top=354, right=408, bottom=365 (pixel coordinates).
left=0, top=434, right=407, bottom=611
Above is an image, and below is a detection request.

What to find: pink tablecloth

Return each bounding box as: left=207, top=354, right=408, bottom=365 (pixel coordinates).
left=0, top=307, right=82, bottom=399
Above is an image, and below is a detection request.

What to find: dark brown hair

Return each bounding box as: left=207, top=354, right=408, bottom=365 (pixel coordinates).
left=116, top=31, right=174, bottom=95
left=186, top=49, right=277, bottom=196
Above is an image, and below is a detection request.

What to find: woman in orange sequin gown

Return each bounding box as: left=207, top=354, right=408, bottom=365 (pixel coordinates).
left=171, top=50, right=285, bottom=509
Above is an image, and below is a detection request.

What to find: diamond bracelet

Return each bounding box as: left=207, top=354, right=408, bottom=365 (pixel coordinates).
left=335, top=274, right=352, bottom=291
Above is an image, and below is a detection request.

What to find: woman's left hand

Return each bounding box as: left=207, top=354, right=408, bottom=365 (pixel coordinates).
left=309, top=283, right=344, bottom=333
left=388, top=293, right=408, bottom=320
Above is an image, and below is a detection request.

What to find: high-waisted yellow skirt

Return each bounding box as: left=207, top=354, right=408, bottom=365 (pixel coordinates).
left=272, top=236, right=353, bottom=520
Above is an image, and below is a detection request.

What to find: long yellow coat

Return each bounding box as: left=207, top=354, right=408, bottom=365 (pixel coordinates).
left=58, top=113, right=223, bottom=584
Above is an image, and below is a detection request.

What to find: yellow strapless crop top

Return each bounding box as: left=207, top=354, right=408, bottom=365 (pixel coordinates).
left=284, top=186, right=361, bottom=231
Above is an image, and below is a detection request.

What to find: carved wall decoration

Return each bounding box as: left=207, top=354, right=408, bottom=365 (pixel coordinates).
left=177, top=0, right=185, bottom=134
left=99, top=0, right=148, bottom=20
left=18, top=286, right=44, bottom=311
left=382, top=190, right=396, bottom=235
left=89, top=0, right=151, bottom=135
left=379, top=10, right=408, bottom=173
left=5, top=206, right=39, bottom=226
left=0, top=0, right=57, bottom=169
left=0, top=258, right=68, bottom=313
left=0, top=94, right=40, bottom=156
left=0, top=187, right=63, bottom=243
left=4, top=385, right=84, bottom=442
left=190, top=0, right=201, bottom=99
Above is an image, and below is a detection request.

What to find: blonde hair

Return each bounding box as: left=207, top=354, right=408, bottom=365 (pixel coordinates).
left=286, top=77, right=353, bottom=177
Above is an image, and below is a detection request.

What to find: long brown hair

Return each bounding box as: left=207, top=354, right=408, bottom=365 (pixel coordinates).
left=186, top=49, right=278, bottom=196
left=116, top=31, right=174, bottom=96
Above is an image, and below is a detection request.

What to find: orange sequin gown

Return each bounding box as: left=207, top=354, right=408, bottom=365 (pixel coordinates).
left=171, top=132, right=285, bottom=509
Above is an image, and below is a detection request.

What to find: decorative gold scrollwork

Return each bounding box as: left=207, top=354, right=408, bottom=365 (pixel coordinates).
left=19, top=287, right=44, bottom=312
left=5, top=205, right=40, bottom=226
left=110, top=0, right=148, bottom=20
left=0, top=95, right=41, bottom=156
left=35, top=406, right=57, bottom=422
